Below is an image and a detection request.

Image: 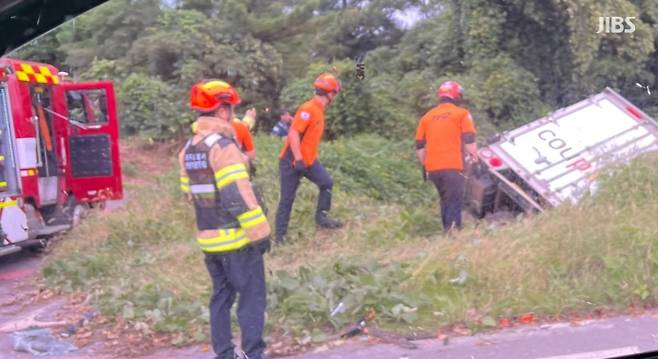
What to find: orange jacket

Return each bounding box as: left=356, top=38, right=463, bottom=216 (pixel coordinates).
left=232, top=121, right=254, bottom=152
left=279, top=97, right=325, bottom=166
left=416, top=103, right=476, bottom=171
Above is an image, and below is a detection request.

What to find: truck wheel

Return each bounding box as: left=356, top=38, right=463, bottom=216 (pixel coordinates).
left=64, top=195, right=88, bottom=227
left=28, top=238, right=49, bottom=253
left=72, top=204, right=85, bottom=227
left=24, top=203, right=45, bottom=240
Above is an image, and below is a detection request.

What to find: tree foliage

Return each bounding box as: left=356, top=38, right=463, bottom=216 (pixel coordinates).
left=282, top=61, right=415, bottom=139
left=11, top=0, right=657, bottom=140
left=118, top=73, right=186, bottom=140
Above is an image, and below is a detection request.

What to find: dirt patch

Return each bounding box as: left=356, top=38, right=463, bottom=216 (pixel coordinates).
left=120, top=139, right=181, bottom=186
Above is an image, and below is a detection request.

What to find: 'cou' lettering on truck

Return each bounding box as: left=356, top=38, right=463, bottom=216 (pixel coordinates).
left=537, top=129, right=592, bottom=172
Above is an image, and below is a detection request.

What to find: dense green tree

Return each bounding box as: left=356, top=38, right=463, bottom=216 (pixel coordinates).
left=57, top=0, right=162, bottom=72
left=124, top=8, right=283, bottom=128
left=9, top=0, right=657, bottom=139
left=368, top=0, right=656, bottom=129
left=178, top=0, right=216, bottom=15
left=13, top=34, right=65, bottom=65
left=118, top=73, right=186, bottom=140
left=282, top=60, right=415, bottom=139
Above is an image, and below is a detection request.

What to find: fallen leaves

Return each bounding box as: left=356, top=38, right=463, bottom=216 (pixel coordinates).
left=498, top=318, right=511, bottom=329
left=519, top=313, right=535, bottom=324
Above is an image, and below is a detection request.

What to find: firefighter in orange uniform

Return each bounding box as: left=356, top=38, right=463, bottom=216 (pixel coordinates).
left=232, top=110, right=269, bottom=214
left=179, top=80, right=271, bottom=359
left=274, top=73, right=344, bottom=244
left=416, top=81, right=478, bottom=232
left=235, top=107, right=256, bottom=131
left=233, top=107, right=257, bottom=160
left=233, top=119, right=256, bottom=160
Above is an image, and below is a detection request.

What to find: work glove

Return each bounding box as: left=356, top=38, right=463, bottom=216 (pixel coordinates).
left=293, top=159, right=307, bottom=174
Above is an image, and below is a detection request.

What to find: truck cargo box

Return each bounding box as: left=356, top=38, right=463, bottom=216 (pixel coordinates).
left=467, top=88, right=658, bottom=216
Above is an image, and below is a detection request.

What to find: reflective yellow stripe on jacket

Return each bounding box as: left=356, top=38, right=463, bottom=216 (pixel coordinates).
left=197, top=228, right=250, bottom=253
left=237, top=206, right=267, bottom=229
left=215, top=163, right=249, bottom=189
left=0, top=200, right=17, bottom=208
left=180, top=176, right=190, bottom=193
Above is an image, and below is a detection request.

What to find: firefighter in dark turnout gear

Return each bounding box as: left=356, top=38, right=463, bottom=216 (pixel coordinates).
left=179, top=80, right=271, bottom=359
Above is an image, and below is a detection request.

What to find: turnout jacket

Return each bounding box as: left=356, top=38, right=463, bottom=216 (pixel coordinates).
left=178, top=117, right=270, bottom=253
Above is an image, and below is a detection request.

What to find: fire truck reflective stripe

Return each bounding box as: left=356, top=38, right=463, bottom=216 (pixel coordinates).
left=0, top=200, right=17, bottom=208
left=0, top=181, right=7, bottom=188
left=38, top=66, right=52, bottom=76
left=20, top=63, right=36, bottom=74
left=16, top=72, right=30, bottom=82
left=14, top=63, right=60, bottom=84
left=34, top=73, right=48, bottom=84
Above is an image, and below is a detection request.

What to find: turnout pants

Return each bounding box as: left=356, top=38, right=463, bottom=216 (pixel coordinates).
left=428, top=170, right=465, bottom=232
left=204, top=245, right=267, bottom=359
left=275, top=159, right=333, bottom=239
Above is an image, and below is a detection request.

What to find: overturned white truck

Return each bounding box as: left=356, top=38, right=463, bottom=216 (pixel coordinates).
left=466, top=87, right=658, bottom=216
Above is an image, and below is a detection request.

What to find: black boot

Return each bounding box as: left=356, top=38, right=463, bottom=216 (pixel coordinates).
left=316, top=211, right=344, bottom=229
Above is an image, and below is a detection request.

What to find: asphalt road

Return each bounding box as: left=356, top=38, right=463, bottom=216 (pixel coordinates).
left=292, top=315, right=658, bottom=359
left=0, top=250, right=107, bottom=359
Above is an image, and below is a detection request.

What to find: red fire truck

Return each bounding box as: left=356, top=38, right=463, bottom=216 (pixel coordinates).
left=0, top=57, right=122, bottom=257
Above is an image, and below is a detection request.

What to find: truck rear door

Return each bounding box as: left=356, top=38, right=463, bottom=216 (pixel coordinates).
left=60, top=81, right=122, bottom=202
left=481, top=88, right=658, bottom=207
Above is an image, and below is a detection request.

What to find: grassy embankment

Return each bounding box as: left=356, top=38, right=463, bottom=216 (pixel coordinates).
left=42, top=134, right=658, bottom=346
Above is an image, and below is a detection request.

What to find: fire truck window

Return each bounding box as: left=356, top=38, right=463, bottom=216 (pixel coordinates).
left=29, top=86, right=58, bottom=178
left=66, top=89, right=108, bottom=125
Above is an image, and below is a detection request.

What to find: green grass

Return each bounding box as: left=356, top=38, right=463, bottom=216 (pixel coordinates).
left=42, top=134, right=658, bottom=346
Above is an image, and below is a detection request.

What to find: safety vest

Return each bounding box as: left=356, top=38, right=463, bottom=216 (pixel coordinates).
left=182, top=133, right=251, bottom=253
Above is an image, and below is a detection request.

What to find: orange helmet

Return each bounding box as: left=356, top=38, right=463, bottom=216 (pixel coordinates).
left=436, top=81, right=463, bottom=101
left=314, top=73, right=342, bottom=93
left=190, top=80, right=241, bottom=112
